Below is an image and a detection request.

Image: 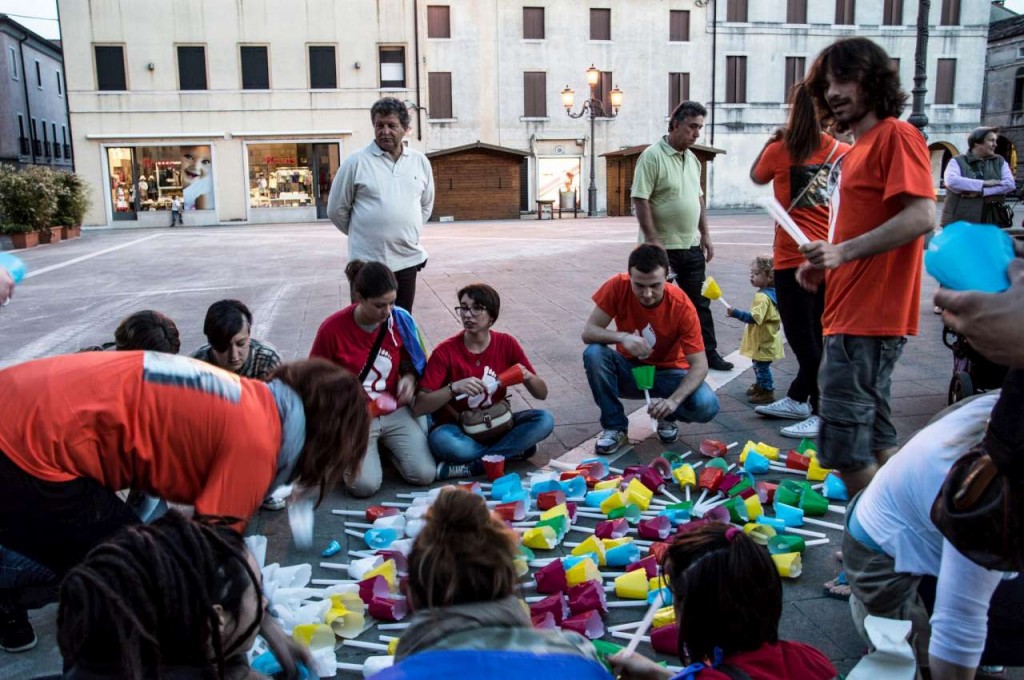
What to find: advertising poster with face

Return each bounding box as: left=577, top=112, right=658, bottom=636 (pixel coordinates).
left=180, top=146, right=214, bottom=210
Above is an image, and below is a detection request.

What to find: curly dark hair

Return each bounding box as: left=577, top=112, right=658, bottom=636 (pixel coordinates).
left=805, top=38, right=907, bottom=132
left=371, top=97, right=411, bottom=130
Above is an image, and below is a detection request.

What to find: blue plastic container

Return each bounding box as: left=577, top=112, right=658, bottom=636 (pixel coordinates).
left=925, top=221, right=1015, bottom=293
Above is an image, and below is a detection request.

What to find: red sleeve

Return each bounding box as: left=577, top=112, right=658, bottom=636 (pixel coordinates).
left=308, top=321, right=333, bottom=360
left=882, top=123, right=936, bottom=205
left=419, top=340, right=452, bottom=392
left=591, top=275, right=623, bottom=317
left=752, top=141, right=780, bottom=184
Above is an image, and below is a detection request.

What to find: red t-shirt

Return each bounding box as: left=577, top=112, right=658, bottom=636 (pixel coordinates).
left=0, top=352, right=282, bottom=530
left=824, top=118, right=935, bottom=337
left=752, top=133, right=851, bottom=270
left=591, top=273, right=704, bottom=370
left=419, top=331, right=535, bottom=425
left=309, top=304, right=407, bottom=401
left=693, top=641, right=836, bottom=680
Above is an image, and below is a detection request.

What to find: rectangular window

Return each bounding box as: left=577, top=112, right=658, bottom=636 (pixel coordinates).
left=669, top=72, right=690, bottom=115
left=56, top=70, right=62, bottom=95
left=890, top=57, right=901, bottom=74
left=8, top=46, right=17, bottom=80
left=52, top=122, right=59, bottom=158
left=787, top=0, right=807, bottom=24
left=940, top=0, right=960, bottom=25
left=883, top=0, right=903, bottom=25
left=523, top=71, right=546, bottom=117
left=42, top=121, right=50, bottom=157
left=247, top=142, right=322, bottom=209
left=379, top=46, right=406, bottom=88
left=108, top=145, right=217, bottom=215
left=835, top=0, right=855, bottom=24
left=935, top=58, right=956, bottom=104
left=35, top=60, right=41, bottom=88
left=30, top=118, right=40, bottom=156
left=17, top=114, right=28, bottom=156
left=95, top=45, right=126, bottom=91
left=590, top=8, right=611, bottom=40
left=308, top=45, right=337, bottom=89
left=240, top=45, right=270, bottom=90
left=177, top=45, right=208, bottom=90
left=785, top=57, right=806, bottom=103
left=726, top=56, right=747, bottom=104
left=669, top=10, right=690, bottom=41
left=598, top=71, right=615, bottom=115
left=428, top=72, right=453, bottom=118
left=62, top=125, right=70, bottom=159
left=726, top=0, right=748, bottom=22
left=427, top=5, right=451, bottom=38
left=523, top=7, right=545, bottom=39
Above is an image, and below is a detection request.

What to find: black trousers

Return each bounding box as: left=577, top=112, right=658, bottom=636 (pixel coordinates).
left=393, top=260, right=427, bottom=312
left=774, top=267, right=826, bottom=411
left=667, top=247, right=717, bottom=354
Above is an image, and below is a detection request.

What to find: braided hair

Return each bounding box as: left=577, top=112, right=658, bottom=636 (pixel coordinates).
left=57, top=510, right=263, bottom=679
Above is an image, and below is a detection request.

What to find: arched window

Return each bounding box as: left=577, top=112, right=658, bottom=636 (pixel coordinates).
left=1013, top=67, right=1024, bottom=113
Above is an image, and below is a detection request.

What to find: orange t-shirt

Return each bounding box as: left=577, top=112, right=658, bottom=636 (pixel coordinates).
left=0, top=352, right=283, bottom=528
left=752, top=133, right=851, bottom=270
left=591, top=273, right=704, bottom=370
left=824, top=118, right=935, bottom=337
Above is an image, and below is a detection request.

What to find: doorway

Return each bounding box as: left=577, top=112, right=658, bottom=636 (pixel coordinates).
left=313, top=143, right=340, bottom=219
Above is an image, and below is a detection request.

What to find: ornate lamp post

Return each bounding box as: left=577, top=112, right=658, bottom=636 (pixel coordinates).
left=907, top=0, right=931, bottom=138
left=561, top=65, right=623, bottom=216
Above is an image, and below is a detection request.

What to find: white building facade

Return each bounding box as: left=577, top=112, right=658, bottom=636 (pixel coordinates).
left=59, top=0, right=989, bottom=227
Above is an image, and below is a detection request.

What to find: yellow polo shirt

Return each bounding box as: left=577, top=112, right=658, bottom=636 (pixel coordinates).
left=631, top=137, right=703, bottom=249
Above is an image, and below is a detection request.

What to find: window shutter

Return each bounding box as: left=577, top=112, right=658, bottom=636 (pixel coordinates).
left=428, top=72, right=452, bottom=118
left=523, top=7, right=545, bottom=39
left=669, top=11, right=690, bottom=41
left=427, top=6, right=451, bottom=38
left=95, top=45, right=127, bottom=91
left=177, top=46, right=208, bottom=90
left=240, top=46, right=269, bottom=90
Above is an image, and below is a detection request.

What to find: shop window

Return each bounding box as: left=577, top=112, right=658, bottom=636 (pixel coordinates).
left=247, top=143, right=315, bottom=208
left=523, top=7, right=544, bottom=39
left=524, top=71, right=546, bottom=117
left=107, top=145, right=216, bottom=217
left=95, top=45, right=126, bottom=91
left=669, top=10, right=690, bottom=41
left=379, top=46, right=406, bottom=88
left=590, top=9, right=611, bottom=40
left=427, top=6, right=451, bottom=38
left=428, top=72, right=452, bottom=118
left=177, top=46, right=208, bottom=90
left=309, top=46, right=337, bottom=89
left=240, top=46, right=270, bottom=90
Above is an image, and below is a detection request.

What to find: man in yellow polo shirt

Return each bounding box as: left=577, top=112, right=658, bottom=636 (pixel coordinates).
left=631, top=100, right=732, bottom=371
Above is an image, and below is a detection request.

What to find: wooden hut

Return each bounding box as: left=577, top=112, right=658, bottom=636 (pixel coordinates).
left=603, top=143, right=725, bottom=217
left=427, top=142, right=529, bottom=221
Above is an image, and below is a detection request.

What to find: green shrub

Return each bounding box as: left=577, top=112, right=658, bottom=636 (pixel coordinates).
left=52, top=171, right=91, bottom=226
left=0, top=164, right=56, bottom=232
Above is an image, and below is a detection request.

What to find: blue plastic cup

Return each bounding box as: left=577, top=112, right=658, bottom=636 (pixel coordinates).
left=925, top=221, right=1015, bottom=293
left=0, top=253, right=26, bottom=284
left=604, top=543, right=641, bottom=567
left=822, top=474, right=849, bottom=502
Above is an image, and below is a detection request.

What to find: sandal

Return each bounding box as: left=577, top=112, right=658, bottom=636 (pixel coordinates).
left=823, top=571, right=850, bottom=600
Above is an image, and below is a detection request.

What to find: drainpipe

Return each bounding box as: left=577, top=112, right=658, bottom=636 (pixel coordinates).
left=17, top=32, right=36, bottom=164
left=55, top=0, right=74, bottom=171
left=709, top=1, right=717, bottom=146
left=413, top=0, right=422, bottom=141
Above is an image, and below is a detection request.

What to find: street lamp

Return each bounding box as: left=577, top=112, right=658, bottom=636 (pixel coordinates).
left=562, top=64, right=623, bottom=216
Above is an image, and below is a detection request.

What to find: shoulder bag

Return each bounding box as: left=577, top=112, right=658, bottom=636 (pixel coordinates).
left=458, top=399, right=514, bottom=444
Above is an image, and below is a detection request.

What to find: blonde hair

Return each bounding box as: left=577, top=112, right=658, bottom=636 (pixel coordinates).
left=752, top=255, right=774, bottom=286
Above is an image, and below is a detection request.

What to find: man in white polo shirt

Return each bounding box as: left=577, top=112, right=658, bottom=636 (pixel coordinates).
left=327, top=97, right=435, bottom=311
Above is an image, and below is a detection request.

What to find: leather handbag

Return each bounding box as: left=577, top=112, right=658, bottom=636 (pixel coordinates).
left=459, top=400, right=513, bottom=444
left=931, top=444, right=1023, bottom=571
left=985, top=201, right=1015, bottom=229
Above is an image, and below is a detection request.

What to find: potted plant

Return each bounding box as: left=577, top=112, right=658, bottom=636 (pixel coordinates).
left=53, top=172, right=90, bottom=239
left=0, top=165, right=57, bottom=245
left=0, top=222, right=39, bottom=249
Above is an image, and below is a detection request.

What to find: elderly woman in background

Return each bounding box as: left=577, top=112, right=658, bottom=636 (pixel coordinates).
left=941, top=126, right=1016, bottom=228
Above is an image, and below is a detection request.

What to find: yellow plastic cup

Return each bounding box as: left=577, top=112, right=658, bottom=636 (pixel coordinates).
left=672, top=464, right=696, bottom=488
left=701, top=276, right=723, bottom=300
left=523, top=526, right=558, bottom=550
left=744, top=494, right=764, bottom=520
left=571, top=534, right=607, bottom=565
left=602, top=536, right=634, bottom=550
left=771, top=552, right=803, bottom=578
left=541, top=504, right=570, bottom=521
left=292, top=623, right=335, bottom=650
left=754, top=442, right=780, bottom=461
left=739, top=440, right=758, bottom=464
left=325, top=607, right=364, bottom=639
left=513, top=554, right=530, bottom=578
left=600, top=491, right=627, bottom=515
left=807, top=456, right=832, bottom=482
left=594, top=476, right=623, bottom=490
left=626, top=478, right=653, bottom=511
left=329, top=592, right=365, bottom=614
left=387, top=638, right=399, bottom=655
left=743, top=523, right=776, bottom=545
left=566, top=557, right=602, bottom=586
left=614, top=568, right=650, bottom=600
left=362, top=559, right=398, bottom=590
left=653, top=605, right=677, bottom=629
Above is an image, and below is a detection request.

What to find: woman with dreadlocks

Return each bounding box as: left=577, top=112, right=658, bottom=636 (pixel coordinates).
left=0, top=352, right=369, bottom=664
left=57, top=510, right=277, bottom=679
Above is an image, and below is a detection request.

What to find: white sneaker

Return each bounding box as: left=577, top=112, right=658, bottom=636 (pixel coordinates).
left=780, top=415, right=821, bottom=439
left=595, top=430, right=628, bottom=455
left=754, top=396, right=812, bottom=420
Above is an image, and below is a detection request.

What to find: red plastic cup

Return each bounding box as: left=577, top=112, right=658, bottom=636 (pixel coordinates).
left=368, top=596, right=407, bottom=622
left=648, top=541, right=669, bottom=562
left=531, top=611, right=557, bottom=630
left=567, top=581, right=608, bottom=614
left=497, top=364, right=527, bottom=388
left=626, top=554, right=659, bottom=579
left=651, top=622, right=680, bottom=655
left=481, top=455, right=506, bottom=482
left=535, top=560, right=569, bottom=594
left=357, top=575, right=390, bottom=605
left=785, top=450, right=811, bottom=471
left=698, top=466, right=724, bottom=491
left=757, top=481, right=778, bottom=504
left=537, top=490, right=567, bottom=510
left=699, top=439, right=728, bottom=458
left=494, top=500, right=525, bottom=522
left=366, top=505, right=400, bottom=521
left=639, top=467, right=665, bottom=493
left=529, top=593, right=568, bottom=624
left=594, top=518, right=630, bottom=539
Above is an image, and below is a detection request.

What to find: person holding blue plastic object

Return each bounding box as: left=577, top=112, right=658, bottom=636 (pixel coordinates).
left=725, top=255, right=783, bottom=405
left=309, top=260, right=434, bottom=497
left=373, top=487, right=608, bottom=680
left=939, top=127, right=1016, bottom=229
left=414, top=283, right=554, bottom=481
left=57, top=510, right=310, bottom=680
left=609, top=522, right=835, bottom=680
left=0, top=252, right=25, bottom=306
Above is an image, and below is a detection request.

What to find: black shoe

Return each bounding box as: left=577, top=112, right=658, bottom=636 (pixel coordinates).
left=707, top=351, right=734, bottom=371
left=0, top=603, right=37, bottom=653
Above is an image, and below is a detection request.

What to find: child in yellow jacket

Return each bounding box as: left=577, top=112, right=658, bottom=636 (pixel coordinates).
left=726, top=255, right=783, bottom=404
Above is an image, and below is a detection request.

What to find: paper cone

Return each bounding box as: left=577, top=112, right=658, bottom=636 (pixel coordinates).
left=627, top=555, right=660, bottom=580
left=604, top=542, right=641, bottom=568
left=614, top=568, right=650, bottom=599
left=571, top=535, right=606, bottom=564
left=363, top=559, right=397, bottom=588
left=650, top=621, right=680, bottom=655
left=807, top=456, right=832, bottom=482
left=743, top=494, right=764, bottom=520
left=698, top=467, right=724, bottom=491
left=491, top=473, right=523, bottom=500
left=532, top=478, right=563, bottom=497
left=602, top=537, right=633, bottom=550
left=541, top=503, right=570, bottom=521
left=626, top=478, right=654, bottom=510
left=364, top=505, right=398, bottom=521
left=743, top=451, right=771, bottom=474
left=565, top=557, right=602, bottom=586
left=561, top=475, right=587, bottom=499
left=638, top=516, right=672, bottom=540
left=538, top=490, right=567, bottom=510
left=661, top=507, right=691, bottom=525
left=535, top=560, right=569, bottom=594
left=773, top=502, right=804, bottom=527
left=529, top=593, right=568, bottom=624
left=672, top=464, right=696, bottom=489
left=600, top=491, right=627, bottom=515
left=771, top=552, right=803, bottom=578
left=368, top=596, right=408, bottom=622
left=292, top=623, right=335, bottom=650
left=631, top=364, right=656, bottom=391
left=579, top=458, right=611, bottom=478
left=701, top=276, right=722, bottom=300
left=329, top=591, right=364, bottom=613
left=823, top=473, right=849, bottom=501
left=768, top=534, right=806, bottom=555
left=718, top=472, right=743, bottom=495
left=481, top=455, right=506, bottom=482
left=739, top=440, right=758, bottom=464
left=531, top=611, right=558, bottom=630
left=650, top=457, right=672, bottom=478
left=723, top=497, right=749, bottom=523
left=523, top=526, right=559, bottom=550
left=798, top=488, right=829, bottom=517
left=699, top=438, right=728, bottom=458
left=595, top=518, right=630, bottom=539
left=594, top=476, right=623, bottom=490
left=562, top=609, right=605, bottom=639
left=497, top=363, right=527, bottom=388
left=536, top=515, right=569, bottom=541
left=568, top=581, right=608, bottom=614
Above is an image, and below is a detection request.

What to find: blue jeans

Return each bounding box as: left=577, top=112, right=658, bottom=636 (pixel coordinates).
left=429, top=409, right=555, bottom=464
left=582, top=344, right=720, bottom=432
left=0, top=546, right=55, bottom=590
left=753, top=360, right=774, bottom=391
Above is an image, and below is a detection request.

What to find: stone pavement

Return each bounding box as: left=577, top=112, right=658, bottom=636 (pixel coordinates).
left=1, top=212, right=1011, bottom=678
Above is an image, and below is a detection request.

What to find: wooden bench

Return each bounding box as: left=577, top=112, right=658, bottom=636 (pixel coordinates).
left=536, top=199, right=555, bottom=220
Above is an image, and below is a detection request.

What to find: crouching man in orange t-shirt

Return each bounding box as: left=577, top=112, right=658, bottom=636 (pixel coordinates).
left=581, top=244, right=720, bottom=456
left=799, top=38, right=936, bottom=498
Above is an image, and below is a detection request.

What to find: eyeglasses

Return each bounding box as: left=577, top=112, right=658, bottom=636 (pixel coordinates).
left=454, top=305, right=487, bottom=317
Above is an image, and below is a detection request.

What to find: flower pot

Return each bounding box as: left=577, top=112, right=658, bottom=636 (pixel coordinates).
left=10, top=231, right=39, bottom=249
left=38, top=227, right=61, bottom=245
left=60, top=225, right=81, bottom=240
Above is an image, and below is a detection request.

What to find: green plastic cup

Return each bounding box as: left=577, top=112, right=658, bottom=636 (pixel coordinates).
left=631, top=364, right=656, bottom=390
left=768, top=534, right=806, bottom=554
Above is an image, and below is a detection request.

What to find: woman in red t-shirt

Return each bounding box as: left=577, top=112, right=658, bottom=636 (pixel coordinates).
left=749, top=83, right=850, bottom=440
left=310, top=260, right=435, bottom=497
left=609, top=523, right=837, bottom=680
left=413, top=283, right=554, bottom=481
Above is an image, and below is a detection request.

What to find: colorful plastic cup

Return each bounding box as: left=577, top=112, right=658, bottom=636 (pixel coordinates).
left=926, top=221, right=1015, bottom=293
left=639, top=466, right=665, bottom=493
left=768, top=534, right=807, bottom=554
left=600, top=491, right=626, bottom=515
left=672, top=464, right=696, bottom=489
left=565, top=556, right=602, bottom=586
left=523, top=526, right=558, bottom=550
left=529, top=593, right=568, bottom=624
left=743, top=494, right=764, bottom=520
left=651, top=622, right=680, bottom=655
left=347, top=555, right=384, bottom=580
left=631, top=364, right=656, bottom=390
left=807, top=456, right=831, bottom=482
left=536, top=515, right=569, bottom=540
left=649, top=457, right=673, bottom=479
left=775, top=479, right=810, bottom=508
left=594, top=476, right=623, bottom=490
left=771, top=552, right=803, bottom=578
left=638, top=515, right=672, bottom=540
left=698, top=466, right=724, bottom=491
left=699, top=439, right=728, bottom=458
left=659, top=508, right=691, bottom=525
left=497, top=363, right=527, bottom=387
left=627, top=554, right=660, bottom=579
left=491, top=473, right=522, bottom=500
left=537, top=489, right=567, bottom=510
left=723, top=496, right=749, bottom=523
left=774, top=502, right=804, bottom=527
left=822, top=474, right=849, bottom=501
left=743, top=450, right=771, bottom=474
left=707, top=458, right=729, bottom=471
left=494, top=500, right=526, bottom=522
left=754, top=442, right=779, bottom=460
left=653, top=605, right=676, bottom=629
left=362, top=559, right=397, bottom=588
left=366, top=505, right=400, bottom=521
left=481, top=455, right=506, bottom=482
left=568, top=581, right=608, bottom=614
left=743, top=522, right=776, bottom=545
left=368, top=596, right=408, bottom=622
left=560, top=475, right=587, bottom=499
left=571, top=535, right=606, bottom=564
left=757, top=515, right=787, bottom=531
left=703, top=505, right=731, bottom=523
left=607, top=503, right=642, bottom=524
left=363, top=528, right=398, bottom=550
left=701, top=276, right=723, bottom=300
left=535, top=560, right=568, bottom=594
left=357, top=575, right=391, bottom=605
left=739, top=440, right=758, bottom=463
left=531, top=611, right=557, bottom=630
left=594, top=518, right=630, bottom=539
left=785, top=450, right=811, bottom=471
left=757, top=481, right=778, bottom=504
left=626, top=478, right=654, bottom=510
left=798, top=488, right=829, bottom=517
left=292, top=623, right=335, bottom=650
left=797, top=437, right=816, bottom=455
left=561, top=609, right=605, bottom=639
left=614, top=568, right=650, bottom=599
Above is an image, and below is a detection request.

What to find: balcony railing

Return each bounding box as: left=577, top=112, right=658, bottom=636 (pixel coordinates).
left=32, top=139, right=41, bottom=156
left=64, top=143, right=71, bottom=158
left=18, top=136, right=29, bottom=156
